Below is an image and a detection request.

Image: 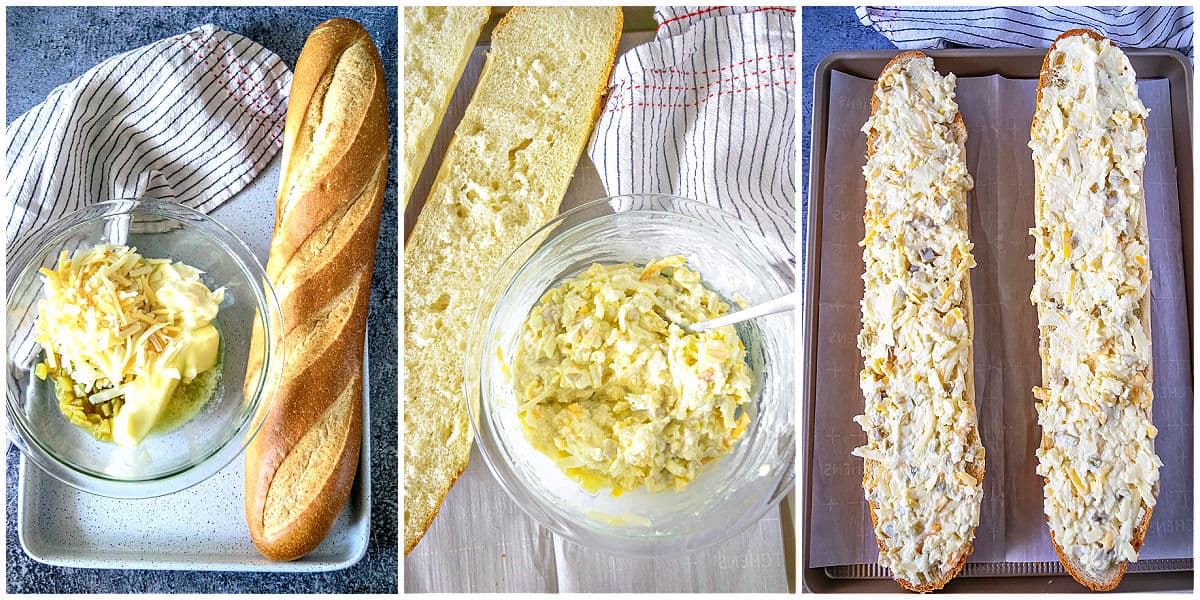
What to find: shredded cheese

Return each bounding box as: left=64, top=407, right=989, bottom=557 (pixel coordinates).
left=853, top=56, right=984, bottom=587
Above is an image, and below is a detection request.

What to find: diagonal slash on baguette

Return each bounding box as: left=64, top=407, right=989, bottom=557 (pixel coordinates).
left=1030, top=28, right=1157, bottom=592
left=403, top=7, right=623, bottom=556
left=860, top=50, right=983, bottom=593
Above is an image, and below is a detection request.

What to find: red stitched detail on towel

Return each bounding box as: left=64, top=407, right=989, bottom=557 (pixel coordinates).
left=655, top=6, right=796, bottom=33
left=217, top=49, right=284, bottom=120
left=604, top=80, right=794, bottom=114
left=610, top=66, right=797, bottom=96
left=656, top=6, right=729, bottom=31
left=638, top=52, right=794, bottom=77
left=175, top=34, right=281, bottom=127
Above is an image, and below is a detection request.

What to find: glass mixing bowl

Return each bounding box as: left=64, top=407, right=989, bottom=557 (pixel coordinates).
left=5, top=199, right=283, bottom=498
left=466, top=194, right=795, bottom=555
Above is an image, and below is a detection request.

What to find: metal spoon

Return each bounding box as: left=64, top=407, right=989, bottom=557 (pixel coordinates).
left=681, top=291, right=798, bottom=334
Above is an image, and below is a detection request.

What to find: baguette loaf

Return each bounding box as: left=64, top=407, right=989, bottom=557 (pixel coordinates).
left=403, top=6, right=622, bottom=555
left=243, top=18, right=388, bottom=561
left=853, top=51, right=984, bottom=593
left=1028, top=29, right=1160, bottom=591
left=403, top=6, right=490, bottom=207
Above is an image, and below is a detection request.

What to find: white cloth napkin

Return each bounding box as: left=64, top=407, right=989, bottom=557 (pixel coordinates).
left=856, top=5, right=1194, bottom=58
left=5, top=24, right=291, bottom=257
left=587, top=6, right=797, bottom=259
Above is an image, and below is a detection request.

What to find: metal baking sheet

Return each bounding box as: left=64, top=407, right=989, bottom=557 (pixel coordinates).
left=16, top=154, right=372, bottom=572
left=803, top=48, right=1193, bottom=593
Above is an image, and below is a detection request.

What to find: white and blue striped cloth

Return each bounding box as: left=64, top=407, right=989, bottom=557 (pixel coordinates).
left=5, top=24, right=291, bottom=257
left=587, top=6, right=797, bottom=260
left=857, top=6, right=1194, bottom=58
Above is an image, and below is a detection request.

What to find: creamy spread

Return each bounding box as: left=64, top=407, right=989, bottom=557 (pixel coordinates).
left=34, top=244, right=224, bottom=446
left=853, top=56, right=983, bottom=586
left=1028, top=35, right=1160, bottom=578
left=511, top=256, right=753, bottom=494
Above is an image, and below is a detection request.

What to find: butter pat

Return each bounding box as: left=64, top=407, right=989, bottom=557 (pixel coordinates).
left=111, top=322, right=220, bottom=446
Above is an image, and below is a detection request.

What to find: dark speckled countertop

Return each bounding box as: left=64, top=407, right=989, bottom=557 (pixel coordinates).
left=5, top=6, right=397, bottom=593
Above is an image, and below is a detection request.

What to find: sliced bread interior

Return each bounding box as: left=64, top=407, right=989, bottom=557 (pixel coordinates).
left=402, top=6, right=490, bottom=207
left=403, top=6, right=622, bottom=555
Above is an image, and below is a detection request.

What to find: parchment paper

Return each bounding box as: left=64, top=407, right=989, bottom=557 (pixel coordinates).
left=808, top=70, right=1193, bottom=569
left=404, top=30, right=791, bottom=593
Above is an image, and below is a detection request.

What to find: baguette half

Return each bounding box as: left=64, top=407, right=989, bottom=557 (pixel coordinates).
left=403, top=7, right=622, bottom=555
left=1029, top=29, right=1160, bottom=591
left=243, top=18, right=388, bottom=561
left=402, top=6, right=490, bottom=207
left=853, top=51, right=984, bottom=593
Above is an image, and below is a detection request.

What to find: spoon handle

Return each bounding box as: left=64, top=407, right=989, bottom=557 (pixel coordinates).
left=686, top=291, right=798, bottom=333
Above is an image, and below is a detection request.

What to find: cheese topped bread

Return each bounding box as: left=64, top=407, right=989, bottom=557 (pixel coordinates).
left=1028, top=29, right=1160, bottom=591
left=853, top=52, right=983, bottom=592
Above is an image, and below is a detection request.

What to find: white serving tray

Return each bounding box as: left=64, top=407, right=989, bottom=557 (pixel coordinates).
left=16, top=153, right=373, bottom=572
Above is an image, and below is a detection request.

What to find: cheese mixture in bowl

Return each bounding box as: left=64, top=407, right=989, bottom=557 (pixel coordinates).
left=34, top=244, right=225, bottom=446
left=1028, top=34, right=1161, bottom=579
left=6, top=199, right=281, bottom=498
left=510, top=256, right=753, bottom=495
left=466, top=195, right=794, bottom=555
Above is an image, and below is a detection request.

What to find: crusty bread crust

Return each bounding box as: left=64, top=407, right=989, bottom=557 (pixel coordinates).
left=402, top=6, right=624, bottom=556
left=862, top=50, right=983, bottom=593
left=243, top=17, right=387, bottom=562
left=1031, top=28, right=1155, bottom=592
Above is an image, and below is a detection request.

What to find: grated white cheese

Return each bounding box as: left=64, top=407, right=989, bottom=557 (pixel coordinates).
left=1028, top=35, right=1161, bottom=578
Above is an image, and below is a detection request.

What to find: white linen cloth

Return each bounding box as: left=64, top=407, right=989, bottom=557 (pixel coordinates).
left=588, top=5, right=797, bottom=258
left=5, top=24, right=291, bottom=255
left=856, top=5, right=1194, bottom=57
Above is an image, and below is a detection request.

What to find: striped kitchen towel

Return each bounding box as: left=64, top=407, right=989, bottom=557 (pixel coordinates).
left=587, top=5, right=797, bottom=261
left=5, top=24, right=291, bottom=257
left=857, top=6, right=1194, bottom=57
